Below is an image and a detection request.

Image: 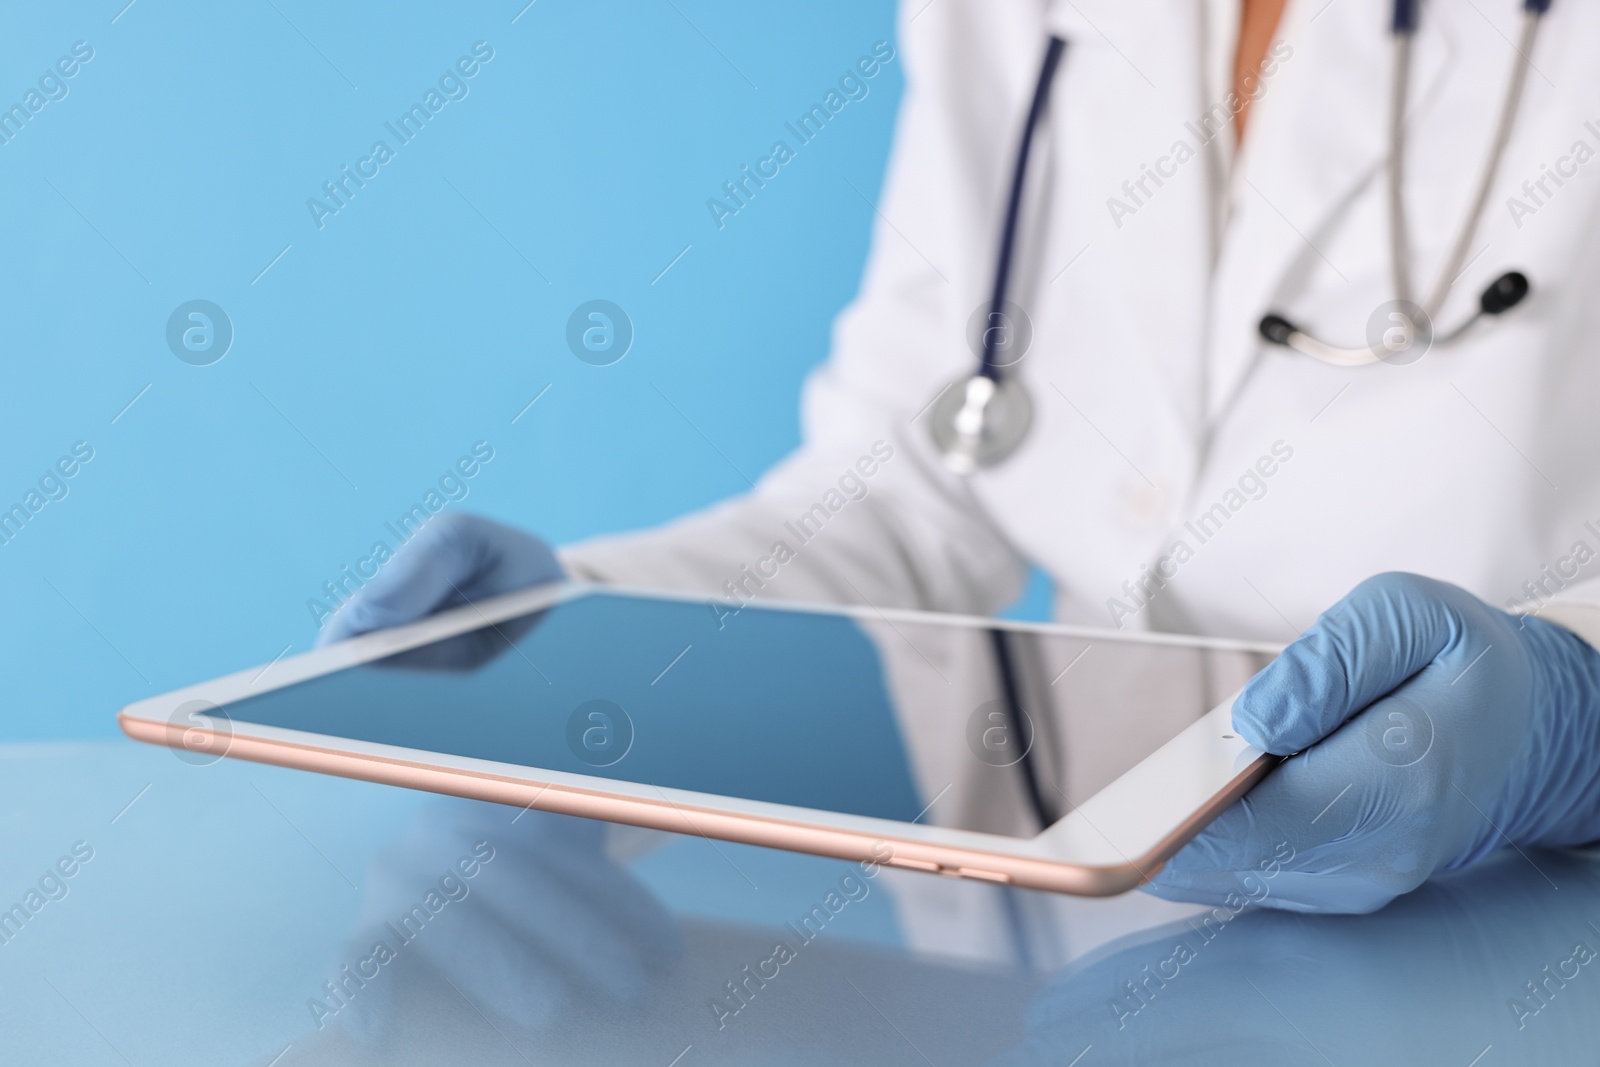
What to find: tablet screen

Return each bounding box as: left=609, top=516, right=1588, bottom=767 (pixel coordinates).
left=219, top=590, right=1271, bottom=838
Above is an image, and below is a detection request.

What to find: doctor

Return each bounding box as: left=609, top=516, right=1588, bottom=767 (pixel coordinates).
left=322, top=0, right=1600, bottom=914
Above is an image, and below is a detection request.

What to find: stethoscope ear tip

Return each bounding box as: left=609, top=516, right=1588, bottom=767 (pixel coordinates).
left=1480, top=271, right=1530, bottom=316
left=1258, top=314, right=1297, bottom=347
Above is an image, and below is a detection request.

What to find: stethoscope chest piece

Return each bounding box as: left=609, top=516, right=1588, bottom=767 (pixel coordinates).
left=929, top=373, right=1033, bottom=474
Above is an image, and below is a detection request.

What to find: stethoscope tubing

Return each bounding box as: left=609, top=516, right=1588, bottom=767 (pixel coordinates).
left=931, top=0, right=1549, bottom=472
left=1279, top=0, right=1545, bottom=362
left=981, top=36, right=1067, bottom=381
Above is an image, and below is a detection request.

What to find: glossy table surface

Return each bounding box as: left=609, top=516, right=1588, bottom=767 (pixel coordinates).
left=5, top=740, right=1599, bottom=1066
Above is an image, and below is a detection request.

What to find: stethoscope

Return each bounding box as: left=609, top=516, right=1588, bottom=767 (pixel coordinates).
left=930, top=0, right=1548, bottom=474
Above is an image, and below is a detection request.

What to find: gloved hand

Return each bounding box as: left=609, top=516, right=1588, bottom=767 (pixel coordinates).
left=1149, top=572, right=1600, bottom=914
left=316, top=512, right=564, bottom=648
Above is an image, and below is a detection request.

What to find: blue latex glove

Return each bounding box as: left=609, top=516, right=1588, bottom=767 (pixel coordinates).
left=316, top=512, right=564, bottom=647
left=1149, top=572, right=1600, bottom=914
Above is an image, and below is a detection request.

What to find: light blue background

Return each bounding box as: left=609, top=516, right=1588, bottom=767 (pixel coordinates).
left=0, top=0, right=1049, bottom=742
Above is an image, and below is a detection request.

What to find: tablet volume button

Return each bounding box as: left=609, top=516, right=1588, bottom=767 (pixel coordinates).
left=955, top=867, right=1013, bottom=884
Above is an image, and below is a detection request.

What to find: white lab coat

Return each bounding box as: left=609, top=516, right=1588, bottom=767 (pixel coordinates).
left=564, top=0, right=1600, bottom=646
left=566, top=0, right=1600, bottom=961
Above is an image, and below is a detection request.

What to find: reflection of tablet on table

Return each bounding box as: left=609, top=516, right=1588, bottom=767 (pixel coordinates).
left=120, top=584, right=1279, bottom=896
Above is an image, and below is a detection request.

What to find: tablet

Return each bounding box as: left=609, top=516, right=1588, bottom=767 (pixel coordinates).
left=118, top=584, right=1279, bottom=895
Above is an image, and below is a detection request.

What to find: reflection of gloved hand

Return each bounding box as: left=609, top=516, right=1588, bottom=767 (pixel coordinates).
left=316, top=512, right=563, bottom=649
left=331, top=798, right=681, bottom=1051
left=1150, top=572, right=1600, bottom=914
left=1000, top=850, right=1600, bottom=1066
